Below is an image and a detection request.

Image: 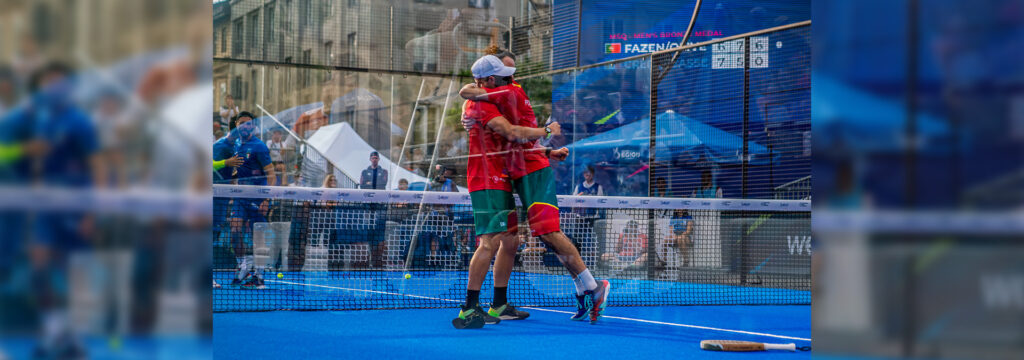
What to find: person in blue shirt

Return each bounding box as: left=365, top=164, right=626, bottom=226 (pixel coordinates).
left=692, top=170, right=723, bottom=198
left=228, top=112, right=275, bottom=288
left=232, top=112, right=275, bottom=186
left=212, top=128, right=242, bottom=184
left=0, top=62, right=96, bottom=359
left=212, top=128, right=241, bottom=289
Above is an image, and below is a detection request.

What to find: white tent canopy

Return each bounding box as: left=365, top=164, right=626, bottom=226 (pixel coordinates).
left=305, top=122, right=464, bottom=192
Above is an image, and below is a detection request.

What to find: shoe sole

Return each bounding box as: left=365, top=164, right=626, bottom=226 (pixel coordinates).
left=452, top=316, right=485, bottom=329
left=497, top=314, right=530, bottom=320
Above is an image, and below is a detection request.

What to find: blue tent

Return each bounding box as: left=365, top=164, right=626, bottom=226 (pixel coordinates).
left=566, top=110, right=772, bottom=164
left=812, top=73, right=949, bottom=151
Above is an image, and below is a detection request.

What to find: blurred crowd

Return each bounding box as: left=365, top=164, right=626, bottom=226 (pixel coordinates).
left=0, top=1, right=213, bottom=359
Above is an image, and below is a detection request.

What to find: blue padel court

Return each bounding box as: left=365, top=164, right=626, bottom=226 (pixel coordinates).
left=214, top=305, right=810, bottom=359
left=214, top=270, right=810, bottom=358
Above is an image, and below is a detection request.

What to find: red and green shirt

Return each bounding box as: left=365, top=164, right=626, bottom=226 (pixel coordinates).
left=463, top=99, right=513, bottom=192
left=483, top=81, right=550, bottom=179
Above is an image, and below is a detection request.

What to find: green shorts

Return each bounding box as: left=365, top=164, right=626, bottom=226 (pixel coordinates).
left=470, top=189, right=518, bottom=236
left=512, top=167, right=561, bottom=236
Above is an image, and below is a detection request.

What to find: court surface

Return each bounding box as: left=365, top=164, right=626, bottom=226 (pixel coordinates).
left=214, top=304, right=809, bottom=359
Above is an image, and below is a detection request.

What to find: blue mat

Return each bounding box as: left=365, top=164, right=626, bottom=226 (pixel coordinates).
left=214, top=305, right=810, bottom=359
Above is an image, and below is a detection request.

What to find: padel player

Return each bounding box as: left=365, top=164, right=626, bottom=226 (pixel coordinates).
left=228, top=112, right=276, bottom=288
left=460, top=53, right=612, bottom=324
left=453, top=56, right=559, bottom=329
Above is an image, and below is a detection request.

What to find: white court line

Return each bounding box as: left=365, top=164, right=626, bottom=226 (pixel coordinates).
left=265, top=279, right=812, bottom=342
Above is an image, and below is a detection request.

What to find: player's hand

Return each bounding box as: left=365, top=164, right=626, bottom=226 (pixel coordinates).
left=225, top=155, right=244, bottom=168
left=461, top=116, right=476, bottom=132
left=545, top=122, right=562, bottom=137
left=549, top=147, right=569, bottom=161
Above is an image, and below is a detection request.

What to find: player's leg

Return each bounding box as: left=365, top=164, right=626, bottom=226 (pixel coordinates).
left=521, top=167, right=610, bottom=323
left=454, top=190, right=515, bottom=329
left=489, top=230, right=529, bottom=320
left=242, top=200, right=267, bottom=288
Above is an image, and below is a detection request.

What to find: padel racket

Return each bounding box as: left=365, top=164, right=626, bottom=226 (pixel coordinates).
left=700, top=340, right=810, bottom=352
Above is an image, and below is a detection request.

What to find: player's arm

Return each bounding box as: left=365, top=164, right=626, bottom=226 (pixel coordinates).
left=459, top=83, right=489, bottom=101
left=486, top=116, right=560, bottom=143
left=264, top=164, right=276, bottom=186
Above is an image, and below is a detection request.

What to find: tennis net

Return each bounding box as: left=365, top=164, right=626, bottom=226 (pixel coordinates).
left=213, top=184, right=810, bottom=311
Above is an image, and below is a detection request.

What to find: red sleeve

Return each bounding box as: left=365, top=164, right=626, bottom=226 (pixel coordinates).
left=465, top=100, right=503, bottom=126
left=484, top=85, right=513, bottom=103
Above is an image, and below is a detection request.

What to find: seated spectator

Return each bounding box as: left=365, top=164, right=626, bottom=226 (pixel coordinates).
left=602, top=220, right=648, bottom=269
left=668, top=209, right=694, bottom=267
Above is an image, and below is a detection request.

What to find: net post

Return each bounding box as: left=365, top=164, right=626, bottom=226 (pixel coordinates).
left=646, top=208, right=657, bottom=280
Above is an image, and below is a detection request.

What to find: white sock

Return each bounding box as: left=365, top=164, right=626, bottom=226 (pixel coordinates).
left=235, top=257, right=248, bottom=280
left=572, top=276, right=585, bottom=295
left=578, top=269, right=598, bottom=291
left=247, top=255, right=263, bottom=280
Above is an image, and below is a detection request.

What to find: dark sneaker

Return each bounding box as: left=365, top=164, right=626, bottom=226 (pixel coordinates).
left=589, top=280, right=611, bottom=324
left=570, top=295, right=589, bottom=321
left=452, top=305, right=486, bottom=329
left=488, top=303, right=530, bottom=320
left=242, top=276, right=266, bottom=289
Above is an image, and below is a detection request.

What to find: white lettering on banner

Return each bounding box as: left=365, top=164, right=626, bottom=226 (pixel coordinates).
left=614, top=147, right=643, bottom=160
left=980, top=274, right=1024, bottom=310
left=787, top=235, right=812, bottom=255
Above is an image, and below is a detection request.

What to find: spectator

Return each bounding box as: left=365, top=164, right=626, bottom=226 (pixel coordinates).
left=669, top=209, right=694, bottom=267
left=397, top=178, right=409, bottom=190
left=359, top=151, right=388, bottom=190
left=652, top=177, right=670, bottom=197
left=213, top=117, right=224, bottom=139
left=218, top=94, right=239, bottom=133
left=601, top=220, right=649, bottom=269
left=575, top=166, right=605, bottom=196
left=267, top=130, right=292, bottom=185
left=429, top=165, right=458, bottom=192
left=692, top=170, right=722, bottom=198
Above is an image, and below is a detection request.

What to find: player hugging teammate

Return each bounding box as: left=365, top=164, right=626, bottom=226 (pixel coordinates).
left=453, top=53, right=611, bottom=329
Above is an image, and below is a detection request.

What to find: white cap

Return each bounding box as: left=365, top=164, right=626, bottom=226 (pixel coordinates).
left=471, top=55, right=515, bottom=79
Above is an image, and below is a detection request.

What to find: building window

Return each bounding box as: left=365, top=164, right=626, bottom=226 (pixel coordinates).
left=220, top=28, right=227, bottom=53
left=264, top=3, right=275, bottom=45
left=248, top=11, right=259, bottom=56
left=284, top=57, right=292, bottom=94
left=232, top=19, right=243, bottom=57
left=347, top=32, right=357, bottom=67
left=281, top=0, right=291, bottom=31
left=412, top=29, right=437, bottom=72
left=300, top=0, right=310, bottom=28
left=464, top=35, right=488, bottom=67
left=468, top=0, right=490, bottom=9
left=302, top=50, right=311, bottom=86
left=349, top=0, right=358, bottom=8
left=232, top=75, right=242, bottom=99
left=324, top=41, right=333, bottom=65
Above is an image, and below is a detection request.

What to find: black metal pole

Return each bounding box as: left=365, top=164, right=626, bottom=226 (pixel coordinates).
left=738, top=37, right=751, bottom=284
left=905, top=0, right=918, bottom=208
left=742, top=37, right=750, bottom=198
